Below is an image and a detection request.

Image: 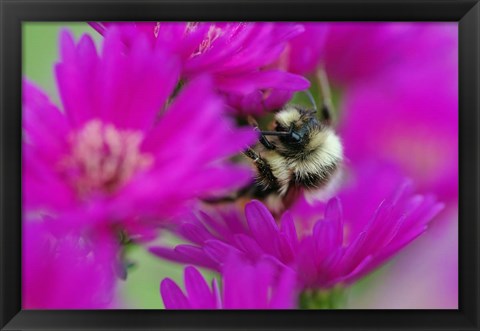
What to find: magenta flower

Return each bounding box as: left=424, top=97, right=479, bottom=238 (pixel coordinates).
left=285, top=22, right=458, bottom=204
left=347, top=210, right=458, bottom=309
left=160, top=255, right=297, bottom=309
left=90, top=22, right=310, bottom=114
left=151, top=162, right=443, bottom=289
left=22, top=21, right=456, bottom=309
left=286, top=22, right=456, bottom=87
left=339, top=56, right=458, bottom=203
left=289, top=173, right=443, bottom=288
left=285, top=23, right=329, bottom=75
left=23, top=28, right=256, bottom=238
left=23, top=219, right=119, bottom=309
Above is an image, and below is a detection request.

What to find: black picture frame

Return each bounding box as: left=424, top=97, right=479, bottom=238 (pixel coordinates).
left=1, top=0, right=479, bottom=330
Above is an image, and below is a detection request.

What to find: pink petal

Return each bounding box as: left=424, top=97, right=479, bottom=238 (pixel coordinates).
left=160, top=278, right=190, bottom=309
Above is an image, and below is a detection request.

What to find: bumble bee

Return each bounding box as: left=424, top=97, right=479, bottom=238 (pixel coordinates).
left=241, top=95, right=343, bottom=213
left=205, top=71, right=343, bottom=213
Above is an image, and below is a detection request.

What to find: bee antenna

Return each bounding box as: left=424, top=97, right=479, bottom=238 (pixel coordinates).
left=302, top=90, right=317, bottom=112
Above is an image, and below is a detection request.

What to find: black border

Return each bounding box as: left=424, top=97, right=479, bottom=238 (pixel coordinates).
left=1, top=0, right=479, bottom=330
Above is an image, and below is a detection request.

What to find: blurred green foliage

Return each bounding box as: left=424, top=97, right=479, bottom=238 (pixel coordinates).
left=23, top=23, right=98, bottom=103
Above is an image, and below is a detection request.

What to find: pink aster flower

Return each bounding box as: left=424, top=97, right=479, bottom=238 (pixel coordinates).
left=339, top=53, right=458, bottom=203
left=285, top=22, right=456, bottom=87
left=160, top=255, right=297, bottom=309
left=286, top=22, right=458, bottom=204
left=284, top=23, right=329, bottom=76
left=23, top=28, right=256, bottom=238
left=90, top=22, right=310, bottom=114
left=347, top=209, right=458, bottom=309
left=23, top=219, right=119, bottom=309
left=151, top=162, right=443, bottom=289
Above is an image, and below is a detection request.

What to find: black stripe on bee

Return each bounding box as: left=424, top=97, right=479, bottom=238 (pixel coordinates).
left=293, top=163, right=338, bottom=189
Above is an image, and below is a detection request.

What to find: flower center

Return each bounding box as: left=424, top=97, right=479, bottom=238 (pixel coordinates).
left=153, top=22, right=161, bottom=38
left=59, top=120, right=153, bottom=199
left=187, top=23, right=223, bottom=57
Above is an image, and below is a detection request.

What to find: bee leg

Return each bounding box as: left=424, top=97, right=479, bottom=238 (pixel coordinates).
left=203, top=148, right=279, bottom=204
left=244, top=147, right=260, bottom=162
left=202, top=185, right=254, bottom=204
left=244, top=148, right=280, bottom=191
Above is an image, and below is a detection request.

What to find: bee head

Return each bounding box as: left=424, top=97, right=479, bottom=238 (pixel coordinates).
left=273, top=106, right=321, bottom=149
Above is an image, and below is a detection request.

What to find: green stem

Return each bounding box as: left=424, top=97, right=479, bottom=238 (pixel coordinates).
left=299, top=286, right=347, bottom=309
